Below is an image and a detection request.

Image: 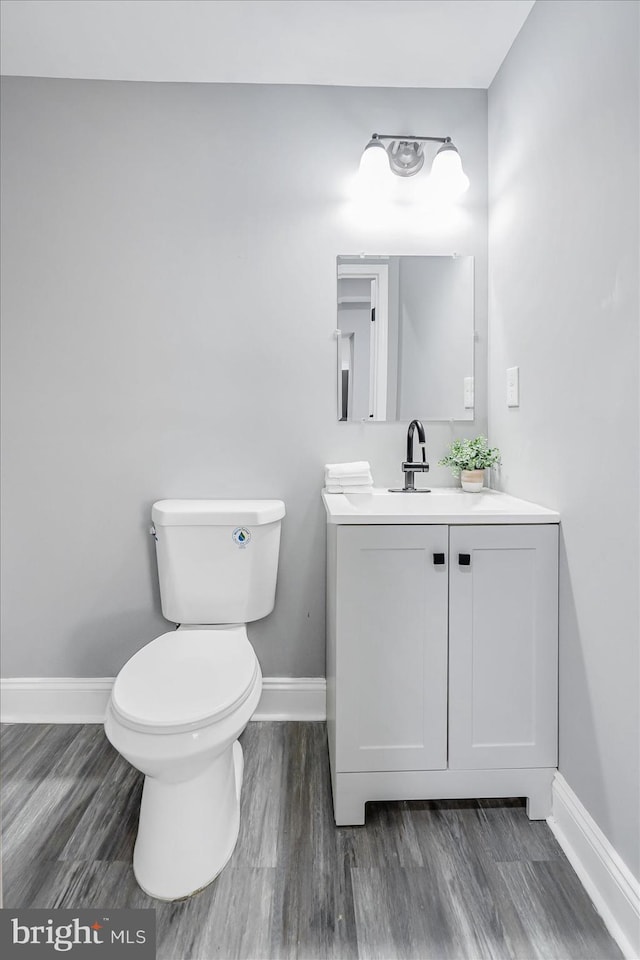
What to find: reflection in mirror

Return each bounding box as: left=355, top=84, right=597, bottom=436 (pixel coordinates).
left=337, top=255, right=474, bottom=422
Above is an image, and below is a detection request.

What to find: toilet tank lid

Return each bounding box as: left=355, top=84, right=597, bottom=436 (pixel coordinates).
left=152, top=499, right=286, bottom=526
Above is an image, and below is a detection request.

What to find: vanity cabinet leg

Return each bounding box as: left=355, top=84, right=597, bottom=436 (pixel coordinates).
left=526, top=781, right=553, bottom=820
left=333, top=790, right=366, bottom=826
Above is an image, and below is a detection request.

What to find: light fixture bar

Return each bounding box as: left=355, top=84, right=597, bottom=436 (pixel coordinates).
left=372, top=134, right=451, bottom=144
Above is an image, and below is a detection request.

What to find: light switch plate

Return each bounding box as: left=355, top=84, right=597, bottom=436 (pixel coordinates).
left=464, top=376, right=474, bottom=409
left=507, top=366, right=519, bottom=407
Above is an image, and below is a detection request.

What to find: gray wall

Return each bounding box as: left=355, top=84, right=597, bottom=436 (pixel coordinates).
left=1, top=79, right=488, bottom=679
left=488, top=0, right=639, bottom=877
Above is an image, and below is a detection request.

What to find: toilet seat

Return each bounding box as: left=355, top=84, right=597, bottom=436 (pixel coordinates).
left=111, top=627, right=260, bottom=735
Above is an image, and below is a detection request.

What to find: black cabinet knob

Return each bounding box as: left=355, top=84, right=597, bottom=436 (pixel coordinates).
left=433, top=553, right=445, bottom=565
left=458, top=553, right=471, bottom=566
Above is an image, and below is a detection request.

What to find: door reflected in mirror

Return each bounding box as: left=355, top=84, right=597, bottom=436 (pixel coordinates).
left=337, top=255, right=474, bottom=422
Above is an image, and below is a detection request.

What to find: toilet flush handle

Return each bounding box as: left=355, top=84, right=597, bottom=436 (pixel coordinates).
left=149, top=524, right=158, bottom=541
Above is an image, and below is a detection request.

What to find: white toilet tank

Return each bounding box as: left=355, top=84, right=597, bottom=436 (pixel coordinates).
left=151, top=500, right=285, bottom=625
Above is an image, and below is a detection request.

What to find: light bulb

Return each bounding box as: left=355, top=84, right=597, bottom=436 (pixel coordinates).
left=430, top=142, right=470, bottom=200
left=358, top=138, right=392, bottom=189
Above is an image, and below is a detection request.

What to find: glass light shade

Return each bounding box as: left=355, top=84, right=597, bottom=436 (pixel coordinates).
left=359, top=138, right=391, bottom=186
left=430, top=143, right=470, bottom=199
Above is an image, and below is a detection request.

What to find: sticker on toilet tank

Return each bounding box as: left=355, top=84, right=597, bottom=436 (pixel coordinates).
left=232, top=527, right=251, bottom=548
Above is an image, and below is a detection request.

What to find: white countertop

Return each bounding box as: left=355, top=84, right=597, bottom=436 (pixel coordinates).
left=322, top=487, right=560, bottom=525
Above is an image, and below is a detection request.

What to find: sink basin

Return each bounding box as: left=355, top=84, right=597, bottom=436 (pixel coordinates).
left=322, top=487, right=559, bottom=524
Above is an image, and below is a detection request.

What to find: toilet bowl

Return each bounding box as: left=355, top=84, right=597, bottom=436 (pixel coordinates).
left=105, top=626, right=262, bottom=900
left=105, top=499, right=284, bottom=901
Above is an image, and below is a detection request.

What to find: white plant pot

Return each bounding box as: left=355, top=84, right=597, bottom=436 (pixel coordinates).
left=460, top=469, right=484, bottom=492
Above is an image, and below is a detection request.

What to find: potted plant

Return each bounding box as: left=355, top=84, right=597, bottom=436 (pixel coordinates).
left=439, top=436, right=501, bottom=492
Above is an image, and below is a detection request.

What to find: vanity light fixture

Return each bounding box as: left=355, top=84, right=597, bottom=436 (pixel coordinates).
left=359, top=133, right=470, bottom=198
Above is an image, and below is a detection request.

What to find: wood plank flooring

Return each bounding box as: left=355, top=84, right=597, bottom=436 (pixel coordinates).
left=1, top=722, right=623, bottom=960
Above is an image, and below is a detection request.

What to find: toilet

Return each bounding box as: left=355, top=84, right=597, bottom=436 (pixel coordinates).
left=104, top=498, right=285, bottom=901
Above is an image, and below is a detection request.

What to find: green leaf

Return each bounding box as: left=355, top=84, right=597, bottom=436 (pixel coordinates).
left=439, top=435, right=501, bottom=476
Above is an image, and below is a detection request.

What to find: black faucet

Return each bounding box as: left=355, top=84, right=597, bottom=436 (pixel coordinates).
left=389, top=419, right=430, bottom=493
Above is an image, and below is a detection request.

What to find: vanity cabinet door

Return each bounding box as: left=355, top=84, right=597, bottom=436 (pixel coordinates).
left=448, top=524, right=558, bottom=770
left=335, top=524, right=448, bottom=772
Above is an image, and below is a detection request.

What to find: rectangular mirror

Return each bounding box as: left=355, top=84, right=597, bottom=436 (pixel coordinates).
left=337, top=255, right=474, bottom=422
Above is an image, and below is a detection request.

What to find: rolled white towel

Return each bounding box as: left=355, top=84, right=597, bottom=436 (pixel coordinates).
left=325, top=461, right=372, bottom=480
left=326, top=484, right=374, bottom=494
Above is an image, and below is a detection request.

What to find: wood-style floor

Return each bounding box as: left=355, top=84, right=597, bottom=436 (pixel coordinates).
left=1, top=722, right=622, bottom=960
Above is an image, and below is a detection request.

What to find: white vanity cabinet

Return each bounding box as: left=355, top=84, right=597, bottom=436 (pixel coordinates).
left=324, top=489, right=560, bottom=826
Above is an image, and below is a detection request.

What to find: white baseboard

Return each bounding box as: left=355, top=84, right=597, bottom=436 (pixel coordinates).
left=548, top=772, right=640, bottom=960
left=0, top=676, right=327, bottom=724
left=0, top=678, right=114, bottom=724
left=251, top=677, right=326, bottom=721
